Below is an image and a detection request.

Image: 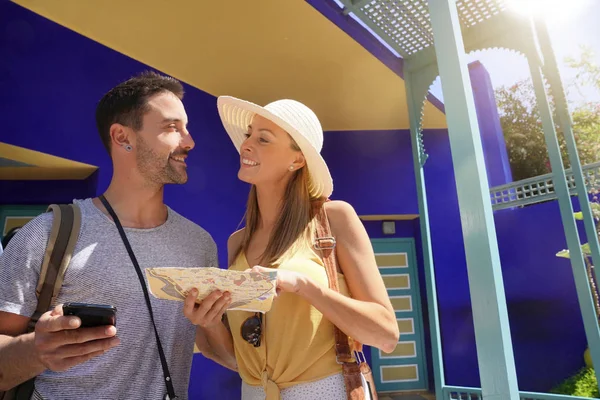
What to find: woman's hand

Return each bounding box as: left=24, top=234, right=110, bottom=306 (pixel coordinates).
left=183, top=288, right=232, bottom=329
left=247, top=266, right=309, bottom=295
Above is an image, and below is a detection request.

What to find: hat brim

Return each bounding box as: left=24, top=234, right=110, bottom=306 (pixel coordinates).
left=217, top=96, right=333, bottom=198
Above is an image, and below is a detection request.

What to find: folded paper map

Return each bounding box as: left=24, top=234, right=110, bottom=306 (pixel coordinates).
left=145, top=267, right=277, bottom=313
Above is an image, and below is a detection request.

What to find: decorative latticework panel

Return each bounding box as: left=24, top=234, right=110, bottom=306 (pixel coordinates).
left=490, top=161, right=600, bottom=210
left=351, top=0, right=508, bottom=57
left=455, top=0, right=507, bottom=29
left=444, top=386, right=593, bottom=400
left=359, top=0, right=433, bottom=56
left=445, top=388, right=482, bottom=400
left=417, top=130, right=428, bottom=166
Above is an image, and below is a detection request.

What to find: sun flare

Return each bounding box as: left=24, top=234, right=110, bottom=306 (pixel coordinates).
left=506, top=0, right=592, bottom=24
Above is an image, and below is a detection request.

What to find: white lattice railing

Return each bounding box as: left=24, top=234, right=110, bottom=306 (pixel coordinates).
left=489, top=161, right=600, bottom=211
left=444, top=386, right=594, bottom=400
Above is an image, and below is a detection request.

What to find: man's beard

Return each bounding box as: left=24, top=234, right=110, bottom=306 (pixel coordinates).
left=135, top=136, right=188, bottom=185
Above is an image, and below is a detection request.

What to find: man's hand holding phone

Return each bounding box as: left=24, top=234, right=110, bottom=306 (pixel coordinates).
left=33, top=304, right=120, bottom=372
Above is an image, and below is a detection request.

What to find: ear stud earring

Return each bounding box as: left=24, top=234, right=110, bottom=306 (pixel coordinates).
left=289, top=165, right=294, bottom=171
left=124, top=144, right=133, bottom=152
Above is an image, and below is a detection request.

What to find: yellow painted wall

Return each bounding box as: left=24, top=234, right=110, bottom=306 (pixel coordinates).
left=0, top=142, right=97, bottom=180
left=12, top=0, right=447, bottom=132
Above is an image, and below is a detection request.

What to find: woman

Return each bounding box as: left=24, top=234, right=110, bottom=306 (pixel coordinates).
left=184, top=96, right=399, bottom=399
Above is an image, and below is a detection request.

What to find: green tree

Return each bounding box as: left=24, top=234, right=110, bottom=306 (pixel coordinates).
left=494, top=47, right=600, bottom=181
left=565, top=45, right=600, bottom=94
left=495, top=80, right=550, bottom=180
left=570, top=103, right=600, bottom=170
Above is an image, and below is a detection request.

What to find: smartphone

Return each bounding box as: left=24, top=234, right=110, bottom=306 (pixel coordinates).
left=63, top=302, right=117, bottom=328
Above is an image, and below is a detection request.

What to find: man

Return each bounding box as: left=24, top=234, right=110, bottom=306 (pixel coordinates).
left=0, top=71, right=218, bottom=399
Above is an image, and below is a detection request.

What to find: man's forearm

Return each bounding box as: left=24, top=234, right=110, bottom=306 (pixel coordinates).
left=198, top=344, right=238, bottom=371
left=0, top=333, right=46, bottom=391
left=195, top=324, right=237, bottom=371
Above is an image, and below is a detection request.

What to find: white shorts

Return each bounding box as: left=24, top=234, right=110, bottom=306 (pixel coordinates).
left=241, top=373, right=346, bottom=400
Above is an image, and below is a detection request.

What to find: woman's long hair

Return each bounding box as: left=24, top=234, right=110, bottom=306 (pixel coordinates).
left=235, top=141, right=324, bottom=267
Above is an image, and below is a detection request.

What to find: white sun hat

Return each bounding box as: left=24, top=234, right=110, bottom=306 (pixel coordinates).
left=216, top=96, right=333, bottom=199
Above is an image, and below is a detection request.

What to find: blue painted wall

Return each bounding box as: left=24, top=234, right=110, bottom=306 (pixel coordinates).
left=421, top=128, right=589, bottom=391
left=469, top=61, right=513, bottom=187
left=0, top=174, right=99, bottom=205
left=495, top=199, right=590, bottom=391
left=0, top=3, right=244, bottom=399
left=0, top=1, right=248, bottom=268
left=322, top=121, right=590, bottom=392
left=322, top=130, right=418, bottom=215
left=1, top=0, right=591, bottom=396
left=435, top=197, right=591, bottom=391
left=323, top=126, right=471, bottom=387
left=423, top=131, right=589, bottom=390
left=306, top=0, right=590, bottom=390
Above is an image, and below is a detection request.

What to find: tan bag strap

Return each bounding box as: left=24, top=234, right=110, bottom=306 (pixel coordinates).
left=312, top=200, right=355, bottom=363
left=312, top=200, right=370, bottom=400
left=28, top=204, right=80, bottom=332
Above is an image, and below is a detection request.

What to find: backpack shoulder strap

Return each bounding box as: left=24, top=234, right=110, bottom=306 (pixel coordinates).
left=28, top=203, right=81, bottom=332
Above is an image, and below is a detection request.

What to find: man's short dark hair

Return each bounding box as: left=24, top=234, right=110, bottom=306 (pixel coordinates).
left=95, top=71, right=184, bottom=153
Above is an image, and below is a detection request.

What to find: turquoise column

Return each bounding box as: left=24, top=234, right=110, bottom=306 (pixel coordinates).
left=425, top=1, right=519, bottom=399
left=534, top=19, right=600, bottom=280
left=528, top=52, right=600, bottom=388
left=404, top=67, right=444, bottom=400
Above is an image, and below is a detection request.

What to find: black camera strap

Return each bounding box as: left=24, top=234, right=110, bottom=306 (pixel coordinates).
left=99, top=195, right=177, bottom=400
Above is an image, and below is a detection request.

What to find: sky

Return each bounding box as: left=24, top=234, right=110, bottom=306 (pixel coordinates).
left=333, top=0, right=600, bottom=109
left=456, top=0, right=600, bottom=108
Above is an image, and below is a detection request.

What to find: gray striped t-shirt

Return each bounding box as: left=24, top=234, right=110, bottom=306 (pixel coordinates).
left=0, top=198, right=218, bottom=399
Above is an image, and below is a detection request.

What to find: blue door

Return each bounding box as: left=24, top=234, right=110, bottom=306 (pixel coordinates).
left=370, top=238, right=428, bottom=393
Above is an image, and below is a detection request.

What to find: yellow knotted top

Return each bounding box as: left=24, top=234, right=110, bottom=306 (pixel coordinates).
left=226, top=247, right=350, bottom=398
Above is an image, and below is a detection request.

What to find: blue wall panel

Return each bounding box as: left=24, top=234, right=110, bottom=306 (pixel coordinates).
left=1, top=0, right=591, bottom=395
